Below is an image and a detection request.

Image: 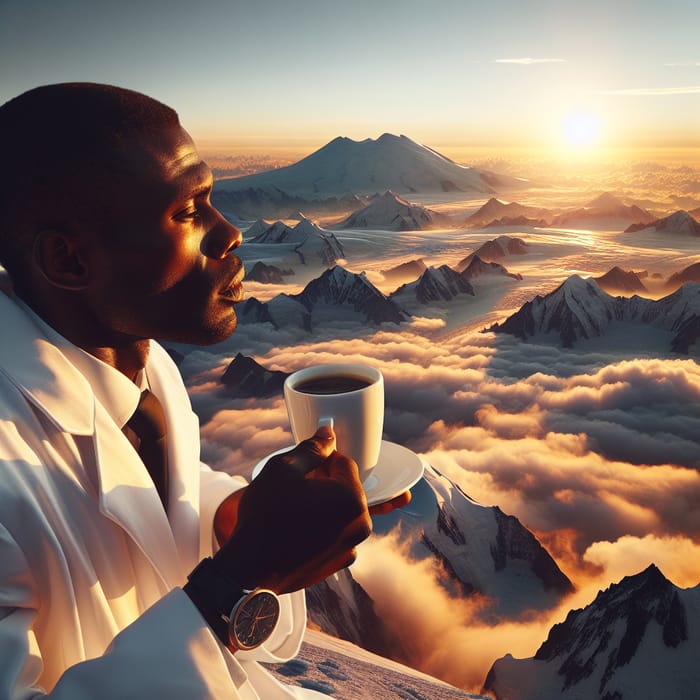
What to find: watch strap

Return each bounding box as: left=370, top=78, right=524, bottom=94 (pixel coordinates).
left=183, top=556, right=246, bottom=648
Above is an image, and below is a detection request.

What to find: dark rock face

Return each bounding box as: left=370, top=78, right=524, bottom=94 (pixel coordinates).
left=220, top=353, right=288, bottom=398
left=244, top=261, right=294, bottom=283
left=390, top=265, right=476, bottom=304
left=535, top=566, right=688, bottom=693
left=460, top=255, right=523, bottom=281
left=305, top=569, right=395, bottom=658
left=491, top=508, right=573, bottom=594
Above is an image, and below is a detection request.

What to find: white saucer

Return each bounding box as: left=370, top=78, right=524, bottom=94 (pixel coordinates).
left=251, top=439, right=425, bottom=507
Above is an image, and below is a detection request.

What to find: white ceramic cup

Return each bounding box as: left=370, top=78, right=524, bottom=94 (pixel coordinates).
left=284, top=363, right=384, bottom=483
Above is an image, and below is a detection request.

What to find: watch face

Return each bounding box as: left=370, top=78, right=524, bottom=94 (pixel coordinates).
left=230, top=590, right=280, bottom=651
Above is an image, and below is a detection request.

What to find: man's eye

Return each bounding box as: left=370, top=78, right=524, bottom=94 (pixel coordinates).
left=173, top=207, right=202, bottom=221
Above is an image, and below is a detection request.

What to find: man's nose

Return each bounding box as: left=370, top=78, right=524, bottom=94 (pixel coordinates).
left=202, top=213, right=243, bottom=259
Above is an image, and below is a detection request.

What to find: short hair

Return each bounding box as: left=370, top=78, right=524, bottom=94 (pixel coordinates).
left=0, top=83, right=180, bottom=281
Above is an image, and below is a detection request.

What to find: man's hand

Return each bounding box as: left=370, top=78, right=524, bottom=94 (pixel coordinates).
left=213, top=426, right=376, bottom=594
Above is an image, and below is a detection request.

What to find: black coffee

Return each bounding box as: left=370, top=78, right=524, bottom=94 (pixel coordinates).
left=295, top=375, right=371, bottom=395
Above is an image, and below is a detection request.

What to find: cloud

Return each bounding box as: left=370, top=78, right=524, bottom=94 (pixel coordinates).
left=190, top=322, right=700, bottom=690
left=601, top=86, right=700, bottom=96
left=494, top=58, right=566, bottom=65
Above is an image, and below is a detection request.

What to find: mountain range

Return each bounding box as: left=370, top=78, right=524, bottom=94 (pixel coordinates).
left=245, top=216, right=345, bottom=267
left=490, top=276, right=700, bottom=353
left=483, top=564, right=700, bottom=699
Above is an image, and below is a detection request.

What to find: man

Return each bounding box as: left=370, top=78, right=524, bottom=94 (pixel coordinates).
left=0, top=83, right=408, bottom=699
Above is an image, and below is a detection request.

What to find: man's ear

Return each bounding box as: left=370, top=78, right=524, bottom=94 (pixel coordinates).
left=33, top=229, right=90, bottom=290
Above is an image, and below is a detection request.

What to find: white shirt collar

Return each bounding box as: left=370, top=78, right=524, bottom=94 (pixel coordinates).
left=15, top=298, right=144, bottom=429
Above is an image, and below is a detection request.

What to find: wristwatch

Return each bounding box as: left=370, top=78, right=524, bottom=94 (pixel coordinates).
left=184, top=557, right=280, bottom=651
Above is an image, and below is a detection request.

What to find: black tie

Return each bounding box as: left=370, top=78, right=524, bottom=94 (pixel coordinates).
left=125, top=389, right=169, bottom=512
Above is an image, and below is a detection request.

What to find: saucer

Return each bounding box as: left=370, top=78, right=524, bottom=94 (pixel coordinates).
left=251, top=440, right=425, bottom=507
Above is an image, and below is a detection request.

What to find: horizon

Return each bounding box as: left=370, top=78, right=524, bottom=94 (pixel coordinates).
left=2, top=0, right=700, bottom=161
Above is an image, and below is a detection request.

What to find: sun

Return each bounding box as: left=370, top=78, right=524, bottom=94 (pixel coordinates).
left=562, top=111, right=601, bottom=148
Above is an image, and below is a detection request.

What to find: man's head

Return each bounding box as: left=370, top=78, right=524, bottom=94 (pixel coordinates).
left=0, top=83, right=244, bottom=349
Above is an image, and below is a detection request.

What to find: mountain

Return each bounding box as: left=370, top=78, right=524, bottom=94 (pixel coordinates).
left=625, top=210, right=700, bottom=236
left=551, top=192, right=655, bottom=229
left=666, top=261, right=700, bottom=292
left=307, top=465, right=572, bottom=673
left=244, top=261, right=294, bottom=284
left=465, top=198, right=551, bottom=228
left=390, top=265, right=476, bottom=305
left=455, top=236, right=529, bottom=271
left=215, top=133, right=524, bottom=198
left=490, top=276, right=700, bottom=353
left=219, top=353, right=288, bottom=398
left=381, top=258, right=427, bottom=284
left=306, top=569, right=394, bottom=658
left=483, top=215, right=550, bottom=228
left=483, top=565, right=700, bottom=700
left=237, top=265, right=411, bottom=330
left=460, top=255, right=523, bottom=281
left=246, top=216, right=345, bottom=267
left=594, top=266, right=648, bottom=295
left=337, top=190, right=453, bottom=231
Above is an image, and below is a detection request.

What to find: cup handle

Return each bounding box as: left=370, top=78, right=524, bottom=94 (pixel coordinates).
left=317, top=416, right=334, bottom=429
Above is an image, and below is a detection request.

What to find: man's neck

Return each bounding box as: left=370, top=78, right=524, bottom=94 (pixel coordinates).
left=16, top=285, right=150, bottom=382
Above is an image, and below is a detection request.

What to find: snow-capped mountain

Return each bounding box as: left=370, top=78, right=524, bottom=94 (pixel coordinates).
left=237, top=265, right=410, bottom=330
left=491, top=276, right=700, bottom=352
left=483, top=564, right=700, bottom=700
left=215, top=133, right=524, bottom=197
left=594, top=266, right=648, bottom=295
left=626, top=209, right=700, bottom=236
left=337, top=190, right=453, bottom=231
left=246, top=216, right=345, bottom=267
left=455, top=236, right=529, bottom=271
left=464, top=198, right=551, bottom=228
left=307, top=465, right=572, bottom=671
left=551, top=192, right=654, bottom=229
left=415, top=466, right=573, bottom=617
left=390, top=265, right=476, bottom=305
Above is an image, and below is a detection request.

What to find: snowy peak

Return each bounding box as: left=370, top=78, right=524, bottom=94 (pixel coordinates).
left=484, top=565, right=700, bottom=699
left=220, top=353, right=288, bottom=398
left=460, top=255, right=523, bottom=281
left=626, top=209, right=700, bottom=236
left=491, top=276, right=700, bottom=352
left=338, top=190, right=453, bottom=231
left=390, top=264, right=476, bottom=304
left=238, top=265, right=411, bottom=330
left=216, top=133, right=523, bottom=197
left=465, top=198, right=550, bottom=228
left=552, top=192, right=654, bottom=228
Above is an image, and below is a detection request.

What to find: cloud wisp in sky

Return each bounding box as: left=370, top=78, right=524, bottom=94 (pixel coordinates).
left=493, top=58, right=567, bottom=65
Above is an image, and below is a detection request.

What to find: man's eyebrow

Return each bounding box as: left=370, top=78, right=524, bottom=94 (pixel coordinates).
left=169, top=161, right=213, bottom=198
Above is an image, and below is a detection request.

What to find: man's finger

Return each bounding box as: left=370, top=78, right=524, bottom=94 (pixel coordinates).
left=269, top=425, right=337, bottom=475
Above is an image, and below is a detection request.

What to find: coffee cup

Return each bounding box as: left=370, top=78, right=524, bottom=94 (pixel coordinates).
left=284, top=363, right=384, bottom=483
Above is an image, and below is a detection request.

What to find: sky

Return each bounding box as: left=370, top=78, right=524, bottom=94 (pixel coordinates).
left=2, top=0, right=700, bottom=158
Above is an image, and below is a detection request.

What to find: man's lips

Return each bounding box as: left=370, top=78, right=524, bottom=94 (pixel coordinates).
left=219, top=269, right=245, bottom=302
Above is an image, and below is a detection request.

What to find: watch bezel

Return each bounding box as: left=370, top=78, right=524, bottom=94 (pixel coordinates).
left=227, top=588, right=281, bottom=651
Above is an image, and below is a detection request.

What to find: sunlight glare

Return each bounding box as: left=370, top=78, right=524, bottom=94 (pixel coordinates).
left=562, top=111, right=601, bottom=148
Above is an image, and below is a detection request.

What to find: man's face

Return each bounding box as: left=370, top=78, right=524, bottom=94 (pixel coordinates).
left=81, top=125, right=245, bottom=346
